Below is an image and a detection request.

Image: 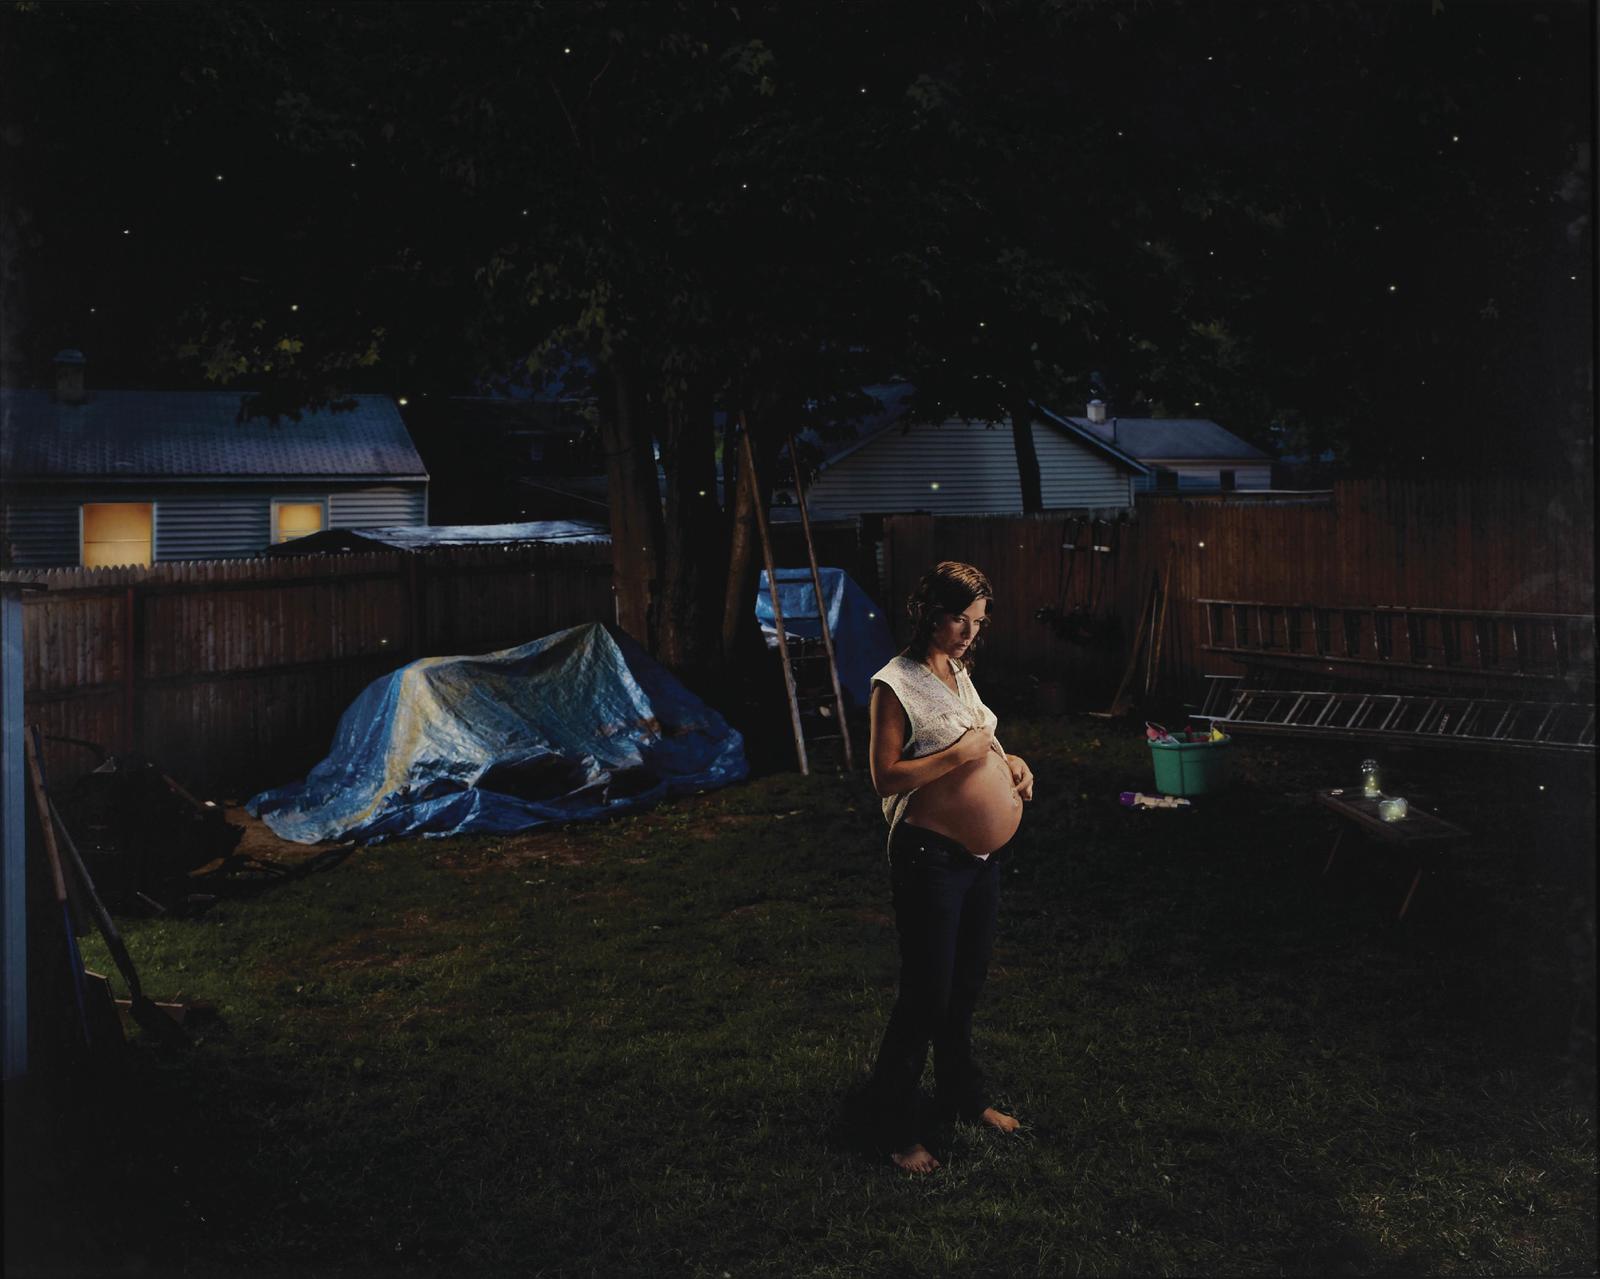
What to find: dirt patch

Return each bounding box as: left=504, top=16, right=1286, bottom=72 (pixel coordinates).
left=211, top=804, right=328, bottom=869
left=570, top=885, right=645, bottom=907
left=323, top=930, right=466, bottom=972
left=433, top=830, right=595, bottom=873
left=681, top=813, right=765, bottom=840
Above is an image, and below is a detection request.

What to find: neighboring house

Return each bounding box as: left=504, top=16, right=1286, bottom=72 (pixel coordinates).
left=772, top=402, right=1149, bottom=521
left=0, top=352, right=429, bottom=567
left=1055, top=400, right=1272, bottom=493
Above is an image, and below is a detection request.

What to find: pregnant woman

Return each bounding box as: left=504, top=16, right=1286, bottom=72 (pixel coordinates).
left=865, top=561, right=1035, bottom=1173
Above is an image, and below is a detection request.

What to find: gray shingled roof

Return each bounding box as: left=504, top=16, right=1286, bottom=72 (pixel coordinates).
left=1059, top=415, right=1268, bottom=461
left=0, top=390, right=428, bottom=480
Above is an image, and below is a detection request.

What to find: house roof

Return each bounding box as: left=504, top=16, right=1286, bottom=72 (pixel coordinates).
left=0, top=390, right=429, bottom=481
left=809, top=402, right=1149, bottom=481
left=1055, top=413, right=1269, bottom=461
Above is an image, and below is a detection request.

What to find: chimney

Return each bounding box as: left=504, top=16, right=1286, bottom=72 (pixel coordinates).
left=53, top=349, right=87, bottom=405
left=1087, top=398, right=1107, bottom=424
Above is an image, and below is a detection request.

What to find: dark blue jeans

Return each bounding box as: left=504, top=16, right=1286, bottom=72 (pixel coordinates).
left=868, top=821, right=1004, bottom=1151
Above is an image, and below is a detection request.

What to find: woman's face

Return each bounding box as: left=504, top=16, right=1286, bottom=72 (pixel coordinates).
left=930, top=596, right=989, bottom=659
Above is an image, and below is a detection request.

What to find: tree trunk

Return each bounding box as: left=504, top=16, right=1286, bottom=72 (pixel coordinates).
left=657, top=381, right=724, bottom=677
left=599, top=357, right=665, bottom=648
left=1008, top=392, right=1044, bottom=514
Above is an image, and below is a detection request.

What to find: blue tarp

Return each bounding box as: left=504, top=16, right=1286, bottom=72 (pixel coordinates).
left=755, top=567, right=897, bottom=710
left=247, top=622, right=748, bottom=844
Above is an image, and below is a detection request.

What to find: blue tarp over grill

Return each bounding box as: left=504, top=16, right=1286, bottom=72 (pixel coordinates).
left=247, top=622, right=748, bottom=843
left=755, top=566, right=897, bottom=710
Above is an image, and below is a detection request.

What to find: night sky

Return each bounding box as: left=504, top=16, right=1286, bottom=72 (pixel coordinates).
left=1, top=0, right=1593, bottom=481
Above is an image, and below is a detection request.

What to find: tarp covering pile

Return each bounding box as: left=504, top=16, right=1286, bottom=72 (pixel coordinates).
left=267, top=520, right=610, bottom=555
left=247, top=622, right=748, bottom=844
left=756, top=567, right=897, bottom=709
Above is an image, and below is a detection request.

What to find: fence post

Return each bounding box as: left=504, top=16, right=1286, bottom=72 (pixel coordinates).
left=122, top=584, right=139, bottom=757
left=406, top=554, right=424, bottom=659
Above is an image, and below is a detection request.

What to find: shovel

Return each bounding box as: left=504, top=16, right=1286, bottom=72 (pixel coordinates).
left=47, top=792, right=182, bottom=1044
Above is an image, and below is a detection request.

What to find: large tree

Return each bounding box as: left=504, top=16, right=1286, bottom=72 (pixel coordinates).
left=4, top=0, right=1590, bottom=691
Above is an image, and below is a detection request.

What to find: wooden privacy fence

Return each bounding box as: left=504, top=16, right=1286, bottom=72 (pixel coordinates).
left=8, top=478, right=1592, bottom=794
left=8, top=543, right=615, bottom=794
left=881, top=479, right=1595, bottom=707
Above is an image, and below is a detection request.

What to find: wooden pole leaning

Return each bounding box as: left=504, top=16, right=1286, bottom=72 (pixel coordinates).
left=739, top=416, right=809, bottom=775
left=786, top=432, right=855, bottom=772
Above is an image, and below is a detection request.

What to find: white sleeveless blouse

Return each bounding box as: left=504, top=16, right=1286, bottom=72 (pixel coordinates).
left=869, top=654, right=1005, bottom=855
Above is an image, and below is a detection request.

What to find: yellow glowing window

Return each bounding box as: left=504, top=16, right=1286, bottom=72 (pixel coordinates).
left=82, top=503, right=153, bottom=567
left=274, top=501, right=326, bottom=543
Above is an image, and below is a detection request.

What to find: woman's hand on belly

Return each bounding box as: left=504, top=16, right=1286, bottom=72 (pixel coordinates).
left=1005, top=753, right=1035, bottom=802
left=904, top=749, right=1024, bottom=855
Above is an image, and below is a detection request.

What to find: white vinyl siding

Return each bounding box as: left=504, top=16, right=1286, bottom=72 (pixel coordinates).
left=155, top=494, right=273, bottom=560
left=798, top=417, right=1135, bottom=519
left=329, top=485, right=427, bottom=528
left=1132, top=462, right=1273, bottom=493
left=1, top=498, right=81, bottom=567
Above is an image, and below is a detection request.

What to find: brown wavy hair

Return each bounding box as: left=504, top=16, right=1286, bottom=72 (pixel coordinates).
left=905, top=560, right=994, bottom=673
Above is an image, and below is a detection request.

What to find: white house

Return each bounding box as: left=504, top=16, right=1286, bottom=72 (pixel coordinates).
left=1055, top=400, right=1272, bottom=493
left=0, top=352, right=429, bottom=567
left=773, top=404, right=1148, bottom=522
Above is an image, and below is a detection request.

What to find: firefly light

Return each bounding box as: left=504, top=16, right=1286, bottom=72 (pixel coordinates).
left=930, top=482, right=941, bottom=490
left=398, top=397, right=409, bottom=405
left=290, top=304, right=300, bottom=312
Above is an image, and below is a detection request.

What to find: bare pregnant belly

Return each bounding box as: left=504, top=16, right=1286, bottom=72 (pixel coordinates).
left=904, top=749, right=1022, bottom=856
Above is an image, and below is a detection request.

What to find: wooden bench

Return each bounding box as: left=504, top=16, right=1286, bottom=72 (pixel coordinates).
left=1314, top=788, right=1469, bottom=920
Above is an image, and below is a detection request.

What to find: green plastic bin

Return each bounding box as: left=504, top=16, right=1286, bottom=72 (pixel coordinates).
left=1149, top=732, right=1232, bottom=797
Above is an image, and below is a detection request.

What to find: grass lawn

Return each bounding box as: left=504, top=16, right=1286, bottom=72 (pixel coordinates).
left=8, top=716, right=1595, bottom=1277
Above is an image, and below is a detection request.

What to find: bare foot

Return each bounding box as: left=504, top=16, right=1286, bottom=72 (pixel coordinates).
left=890, top=1143, right=941, bottom=1173
left=978, top=1107, right=1020, bottom=1133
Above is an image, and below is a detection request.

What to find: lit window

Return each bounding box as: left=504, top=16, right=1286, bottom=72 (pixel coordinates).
left=82, top=503, right=153, bottom=566
left=274, top=501, right=326, bottom=543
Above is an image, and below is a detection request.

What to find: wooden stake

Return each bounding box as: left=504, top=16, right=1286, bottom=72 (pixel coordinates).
left=786, top=431, right=854, bottom=772
left=1095, top=571, right=1159, bottom=718
left=739, top=418, right=809, bottom=774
